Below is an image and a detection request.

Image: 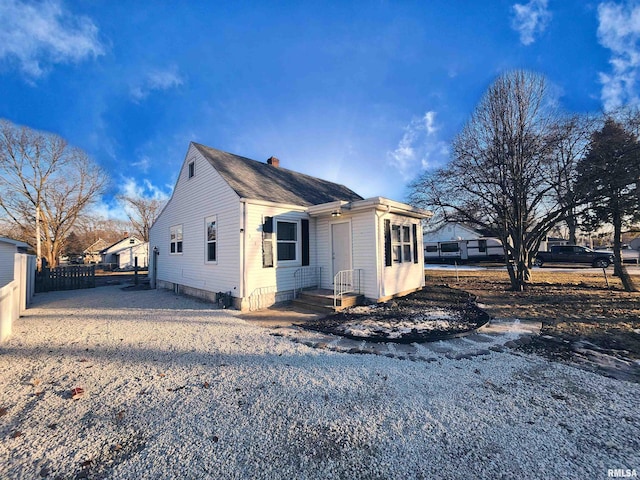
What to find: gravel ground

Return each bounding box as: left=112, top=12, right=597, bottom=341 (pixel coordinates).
left=1, top=286, right=639, bottom=479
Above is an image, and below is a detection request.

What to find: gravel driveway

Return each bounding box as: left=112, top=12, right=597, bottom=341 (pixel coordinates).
left=1, top=286, right=638, bottom=479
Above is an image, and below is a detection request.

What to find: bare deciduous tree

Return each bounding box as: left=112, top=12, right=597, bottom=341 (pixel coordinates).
left=548, top=114, right=598, bottom=244
left=409, top=70, right=569, bottom=291
left=0, top=120, right=108, bottom=268
left=117, top=194, right=165, bottom=242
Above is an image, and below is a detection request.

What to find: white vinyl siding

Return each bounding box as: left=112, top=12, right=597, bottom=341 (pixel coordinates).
left=242, top=203, right=309, bottom=299
left=0, top=242, right=16, bottom=287
left=149, top=144, right=240, bottom=294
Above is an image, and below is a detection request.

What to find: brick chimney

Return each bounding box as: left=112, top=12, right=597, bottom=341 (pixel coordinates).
left=267, top=156, right=280, bottom=167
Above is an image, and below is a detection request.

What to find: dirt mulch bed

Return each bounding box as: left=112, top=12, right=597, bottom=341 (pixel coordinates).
left=301, top=285, right=490, bottom=343
left=428, top=269, right=640, bottom=374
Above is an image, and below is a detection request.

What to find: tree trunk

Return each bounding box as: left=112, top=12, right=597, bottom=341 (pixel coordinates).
left=566, top=213, right=578, bottom=245
left=612, top=209, right=637, bottom=291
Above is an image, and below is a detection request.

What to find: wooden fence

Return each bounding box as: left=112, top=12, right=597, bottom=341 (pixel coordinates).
left=35, top=265, right=96, bottom=293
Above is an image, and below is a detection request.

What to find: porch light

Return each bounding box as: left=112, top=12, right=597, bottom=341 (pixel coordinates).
left=331, top=210, right=342, bottom=217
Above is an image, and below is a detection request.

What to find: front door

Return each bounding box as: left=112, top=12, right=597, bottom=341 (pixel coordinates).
left=331, top=222, right=351, bottom=282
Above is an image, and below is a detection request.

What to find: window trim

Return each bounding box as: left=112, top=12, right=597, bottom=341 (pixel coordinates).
left=170, top=224, right=183, bottom=255
left=276, top=219, right=300, bottom=265
left=205, top=215, right=217, bottom=264
left=389, top=222, right=414, bottom=264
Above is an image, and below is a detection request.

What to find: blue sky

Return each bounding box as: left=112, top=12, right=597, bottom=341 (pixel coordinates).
left=1, top=0, right=639, bottom=218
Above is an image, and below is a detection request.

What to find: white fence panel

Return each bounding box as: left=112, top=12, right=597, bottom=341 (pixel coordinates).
left=0, top=280, right=17, bottom=342
left=0, top=253, right=35, bottom=342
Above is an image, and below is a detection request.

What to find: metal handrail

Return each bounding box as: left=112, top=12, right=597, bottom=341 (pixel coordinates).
left=333, top=269, right=362, bottom=309
left=293, top=266, right=321, bottom=298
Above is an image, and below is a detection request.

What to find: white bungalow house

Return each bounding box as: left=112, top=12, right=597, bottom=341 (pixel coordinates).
left=101, top=236, right=148, bottom=269
left=149, top=143, right=431, bottom=311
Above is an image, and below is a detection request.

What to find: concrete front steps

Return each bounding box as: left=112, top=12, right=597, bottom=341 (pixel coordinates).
left=292, top=288, right=364, bottom=313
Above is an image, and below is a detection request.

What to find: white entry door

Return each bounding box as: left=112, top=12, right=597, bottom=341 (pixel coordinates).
left=331, top=222, right=351, bottom=281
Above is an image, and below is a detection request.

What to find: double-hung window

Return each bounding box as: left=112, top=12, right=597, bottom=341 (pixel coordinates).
left=391, top=224, right=412, bottom=263
left=276, top=221, right=297, bottom=262
left=205, top=216, right=217, bottom=262
left=170, top=225, right=183, bottom=254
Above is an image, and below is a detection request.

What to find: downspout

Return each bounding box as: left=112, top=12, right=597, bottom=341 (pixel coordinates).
left=240, top=199, right=247, bottom=307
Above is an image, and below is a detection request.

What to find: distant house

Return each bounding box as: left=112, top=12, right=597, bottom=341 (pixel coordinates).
left=101, top=236, right=148, bottom=269
left=0, top=237, right=29, bottom=288
left=149, top=143, right=431, bottom=311
left=83, top=238, right=109, bottom=264
left=0, top=237, right=35, bottom=343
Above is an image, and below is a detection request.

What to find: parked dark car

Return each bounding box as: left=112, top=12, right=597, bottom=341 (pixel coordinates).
left=534, top=245, right=614, bottom=268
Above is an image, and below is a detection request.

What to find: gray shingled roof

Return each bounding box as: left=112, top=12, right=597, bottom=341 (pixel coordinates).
left=193, top=143, right=363, bottom=206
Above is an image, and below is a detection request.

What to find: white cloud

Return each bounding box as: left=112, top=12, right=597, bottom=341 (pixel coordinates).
left=597, top=1, right=640, bottom=111
left=511, top=0, right=552, bottom=45
left=0, top=0, right=104, bottom=78
left=131, top=155, right=151, bottom=173
left=120, top=177, right=170, bottom=202
left=387, top=111, right=450, bottom=181
left=89, top=178, right=171, bottom=222
left=130, top=66, right=184, bottom=101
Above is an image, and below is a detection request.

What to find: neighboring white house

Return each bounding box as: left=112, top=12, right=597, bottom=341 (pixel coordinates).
left=0, top=237, right=35, bottom=342
left=101, top=237, right=148, bottom=269
left=149, top=143, right=432, bottom=311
